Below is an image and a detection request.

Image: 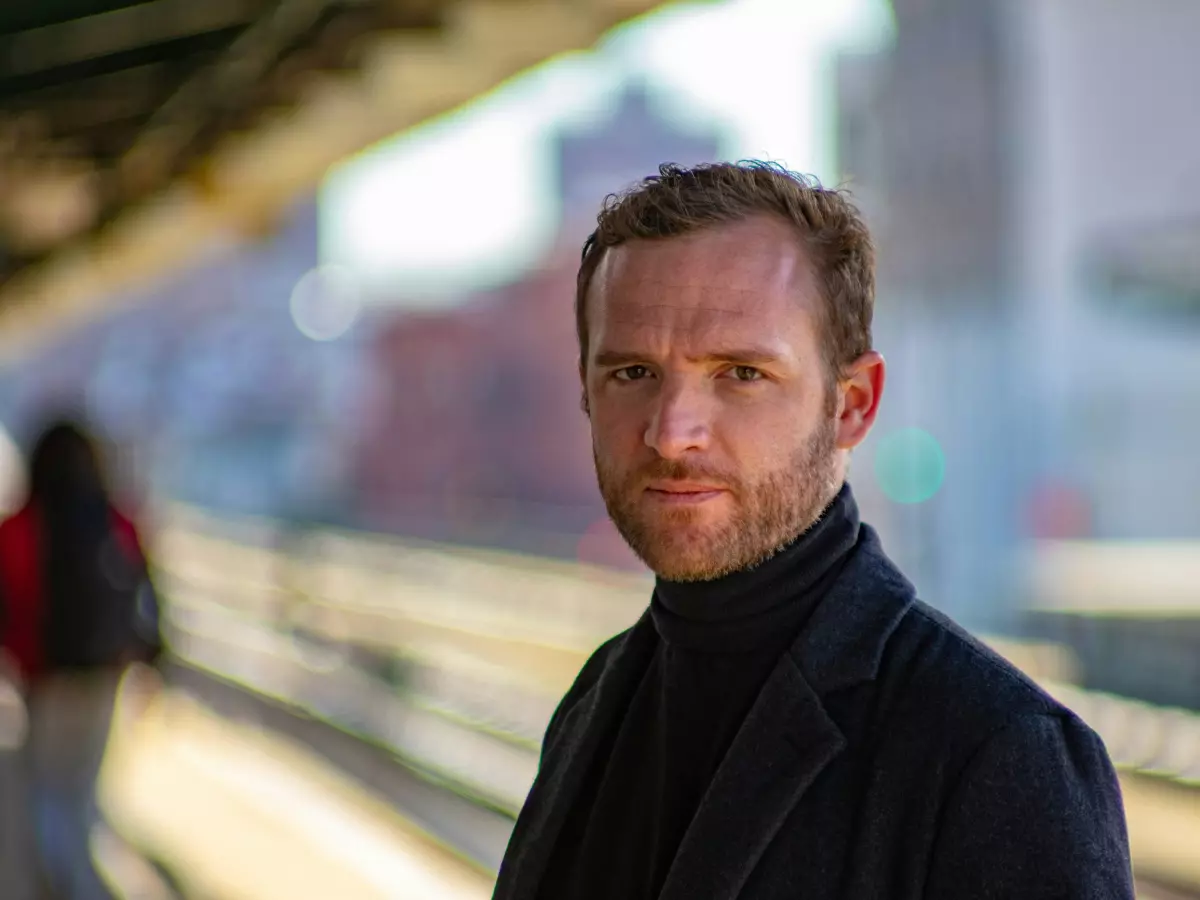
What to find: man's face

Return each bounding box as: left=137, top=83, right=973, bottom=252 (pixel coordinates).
left=583, top=215, right=859, bottom=582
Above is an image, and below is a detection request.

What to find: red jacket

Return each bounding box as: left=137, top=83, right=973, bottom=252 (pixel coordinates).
left=0, top=502, right=146, bottom=680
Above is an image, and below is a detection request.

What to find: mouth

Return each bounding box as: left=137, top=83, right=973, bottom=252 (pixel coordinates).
left=643, top=482, right=728, bottom=505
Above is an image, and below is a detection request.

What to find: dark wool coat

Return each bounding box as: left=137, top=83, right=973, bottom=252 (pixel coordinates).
left=494, top=525, right=1135, bottom=900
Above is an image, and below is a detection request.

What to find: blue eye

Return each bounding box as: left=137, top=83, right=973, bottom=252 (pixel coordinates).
left=614, top=365, right=651, bottom=382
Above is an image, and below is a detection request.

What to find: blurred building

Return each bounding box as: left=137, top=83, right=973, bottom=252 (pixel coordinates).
left=555, top=80, right=722, bottom=237
left=0, top=199, right=361, bottom=521
left=835, top=0, right=1200, bottom=629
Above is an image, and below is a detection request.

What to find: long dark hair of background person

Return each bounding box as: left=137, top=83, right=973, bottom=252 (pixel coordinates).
left=27, top=421, right=128, bottom=670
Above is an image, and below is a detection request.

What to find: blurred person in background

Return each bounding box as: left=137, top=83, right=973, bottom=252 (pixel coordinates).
left=493, top=162, right=1134, bottom=899
left=0, top=419, right=163, bottom=900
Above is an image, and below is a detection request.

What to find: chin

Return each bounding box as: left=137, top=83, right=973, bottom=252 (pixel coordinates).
left=638, top=523, right=737, bottom=582
left=651, top=559, right=723, bottom=583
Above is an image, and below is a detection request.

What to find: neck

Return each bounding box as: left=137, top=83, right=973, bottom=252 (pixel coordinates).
left=651, top=482, right=861, bottom=652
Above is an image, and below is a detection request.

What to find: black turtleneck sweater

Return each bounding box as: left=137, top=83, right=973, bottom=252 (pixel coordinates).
left=537, top=484, right=861, bottom=900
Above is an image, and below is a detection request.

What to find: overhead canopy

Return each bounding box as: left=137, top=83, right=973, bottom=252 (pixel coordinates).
left=0, top=0, right=666, bottom=358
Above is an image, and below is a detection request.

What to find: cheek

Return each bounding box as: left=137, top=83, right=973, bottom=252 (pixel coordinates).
left=589, top=402, right=646, bottom=456
left=590, top=386, right=645, bottom=429
left=716, top=398, right=814, bottom=459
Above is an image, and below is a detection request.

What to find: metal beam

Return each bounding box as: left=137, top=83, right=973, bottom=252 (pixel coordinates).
left=0, top=0, right=672, bottom=361
left=118, top=0, right=342, bottom=193
left=0, top=28, right=239, bottom=103
left=0, top=0, right=264, bottom=77
left=2, top=64, right=168, bottom=136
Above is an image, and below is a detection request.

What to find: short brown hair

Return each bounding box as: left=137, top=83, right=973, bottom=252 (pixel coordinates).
left=576, top=161, right=875, bottom=384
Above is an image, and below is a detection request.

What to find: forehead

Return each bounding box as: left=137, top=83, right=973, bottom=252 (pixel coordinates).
left=587, top=216, right=820, bottom=351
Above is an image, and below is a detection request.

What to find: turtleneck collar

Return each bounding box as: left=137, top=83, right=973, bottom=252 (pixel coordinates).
left=650, top=482, right=861, bottom=653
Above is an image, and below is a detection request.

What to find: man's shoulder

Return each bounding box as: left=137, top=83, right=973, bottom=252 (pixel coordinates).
left=809, top=523, right=1070, bottom=740
left=566, top=621, right=644, bottom=699
left=539, top=617, right=650, bottom=756
left=876, top=598, right=1078, bottom=743
left=882, top=607, right=1132, bottom=895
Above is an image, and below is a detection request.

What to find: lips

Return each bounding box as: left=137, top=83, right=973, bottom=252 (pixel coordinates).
left=646, top=481, right=727, bottom=494
left=643, top=481, right=728, bottom=505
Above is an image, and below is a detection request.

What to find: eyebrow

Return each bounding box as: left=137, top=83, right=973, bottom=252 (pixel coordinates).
left=591, top=347, right=784, bottom=368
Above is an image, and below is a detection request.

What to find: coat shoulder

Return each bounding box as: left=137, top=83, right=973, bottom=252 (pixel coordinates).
left=890, top=606, right=1135, bottom=897
left=568, top=626, right=632, bottom=700
left=872, top=598, right=1082, bottom=748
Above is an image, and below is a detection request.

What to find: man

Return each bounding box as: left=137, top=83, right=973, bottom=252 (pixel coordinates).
left=493, top=161, right=1134, bottom=900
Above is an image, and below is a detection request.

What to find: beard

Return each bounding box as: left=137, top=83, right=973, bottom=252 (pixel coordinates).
left=594, top=418, right=841, bottom=582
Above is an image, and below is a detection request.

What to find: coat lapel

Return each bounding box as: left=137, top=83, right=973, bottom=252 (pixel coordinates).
left=659, top=524, right=916, bottom=900
left=657, top=650, right=845, bottom=900
left=493, top=611, right=657, bottom=900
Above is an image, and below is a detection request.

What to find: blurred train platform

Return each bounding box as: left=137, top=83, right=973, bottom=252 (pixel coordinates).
left=0, top=504, right=1196, bottom=898
left=0, top=666, right=493, bottom=899
left=101, top=674, right=493, bottom=900
left=0, top=651, right=1193, bottom=900
left=162, top=505, right=1200, bottom=897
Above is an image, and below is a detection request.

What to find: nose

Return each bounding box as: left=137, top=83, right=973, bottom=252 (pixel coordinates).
left=644, top=379, right=713, bottom=460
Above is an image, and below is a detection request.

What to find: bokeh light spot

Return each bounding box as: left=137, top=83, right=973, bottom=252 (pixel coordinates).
left=290, top=265, right=362, bottom=341
left=873, top=427, right=946, bottom=504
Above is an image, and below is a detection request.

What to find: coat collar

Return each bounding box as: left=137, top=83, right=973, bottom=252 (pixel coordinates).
left=789, top=523, right=917, bottom=696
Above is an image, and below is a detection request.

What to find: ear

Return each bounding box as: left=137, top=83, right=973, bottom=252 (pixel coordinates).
left=835, top=351, right=885, bottom=450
